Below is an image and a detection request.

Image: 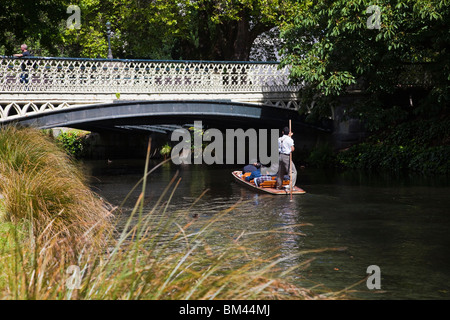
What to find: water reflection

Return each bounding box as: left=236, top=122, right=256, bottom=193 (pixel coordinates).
left=83, top=159, right=450, bottom=300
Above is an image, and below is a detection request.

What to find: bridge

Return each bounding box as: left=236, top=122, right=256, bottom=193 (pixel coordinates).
left=0, top=56, right=314, bottom=132
left=0, top=56, right=365, bottom=158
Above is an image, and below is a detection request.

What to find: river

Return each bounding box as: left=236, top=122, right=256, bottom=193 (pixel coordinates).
left=83, top=158, right=450, bottom=300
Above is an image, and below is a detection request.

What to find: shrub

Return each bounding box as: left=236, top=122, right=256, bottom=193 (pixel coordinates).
left=306, top=143, right=335, bottom=168
left=408, top=145, right=450, bottom=174
left=56, top=130, right=89, bottom=158
left=336, top=117, right=450, bottom=174
left=160, top=143, right=172, bottom=159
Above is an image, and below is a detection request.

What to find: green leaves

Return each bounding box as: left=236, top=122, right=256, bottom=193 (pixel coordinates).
left=1, top=0, right=295, bottom=60
left=335, top=118, right=450, bottom=174
left=0, top=0, right=66, bottom=56
left=57, top=0, right=293, bottom=60
left=56, top=130, right=89, bottom=159
left=280, top=0, right=450, bottom=123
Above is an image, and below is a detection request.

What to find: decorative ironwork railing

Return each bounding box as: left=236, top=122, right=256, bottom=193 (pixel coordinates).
left=0, top=57, right=299, bottom=94
left=0, top=57, right=302, bottom=122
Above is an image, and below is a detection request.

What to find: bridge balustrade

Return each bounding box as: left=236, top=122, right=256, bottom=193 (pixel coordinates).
left=0, top=57, right=302, bottom=122
left=0, top=57, right=299, bottom=93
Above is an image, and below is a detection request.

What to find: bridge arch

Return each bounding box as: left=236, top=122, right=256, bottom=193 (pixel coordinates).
left=4, top=100, right=306, bottom=132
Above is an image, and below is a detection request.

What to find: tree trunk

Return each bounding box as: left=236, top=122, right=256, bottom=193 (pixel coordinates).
left=179, top=8, right=274, bottom=61
left=232, top=15, right=252, bottom=61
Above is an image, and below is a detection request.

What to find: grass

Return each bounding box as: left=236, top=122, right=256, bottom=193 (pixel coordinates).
left=0, top=126, right=351, bottom=300
left=0, top=126, right=112, bottom=256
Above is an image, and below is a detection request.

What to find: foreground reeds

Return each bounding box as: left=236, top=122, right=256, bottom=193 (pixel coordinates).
left=0, top=126, right=112, bottom=255
left=0, top=126, right=350, bottom=300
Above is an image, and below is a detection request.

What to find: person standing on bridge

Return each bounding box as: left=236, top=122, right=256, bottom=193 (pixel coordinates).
left=13, top=44, right=31, bottom=84
left=276, top=126, right=297, bottom=190
left=13, top=44, right=31, bottom=58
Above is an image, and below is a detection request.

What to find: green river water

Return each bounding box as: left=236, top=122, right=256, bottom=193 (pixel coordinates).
left=84, top=159, right=450, bottom=300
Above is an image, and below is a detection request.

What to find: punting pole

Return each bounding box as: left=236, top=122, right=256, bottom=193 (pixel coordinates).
left=289, top=119, right=293, bottom=201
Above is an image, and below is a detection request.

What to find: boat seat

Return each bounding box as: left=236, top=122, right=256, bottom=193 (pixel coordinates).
left=259, top=179, right=289, bottom=188
left=242, top=172, right=252, bottom=178
left=241, top=172, right=290, bottom=188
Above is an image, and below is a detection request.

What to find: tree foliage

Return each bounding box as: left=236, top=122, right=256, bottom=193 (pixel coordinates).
left=119, top=0, right=294, bottom=61
left=0, top=0, right=66, bottom=56
left=0, top=0, right=293, bottom=60
left=168, top=0, right=293, bottom=60
left=280, top=0, right=450, bottom=128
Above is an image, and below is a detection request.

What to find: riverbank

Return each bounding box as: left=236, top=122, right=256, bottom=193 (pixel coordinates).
left=303, top=116, right=450, bottom=175
left=0, top=126, right=348, bottom=300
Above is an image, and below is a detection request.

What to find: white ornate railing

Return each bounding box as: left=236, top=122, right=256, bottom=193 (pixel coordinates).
left=0, top=57, right=301, bottom=122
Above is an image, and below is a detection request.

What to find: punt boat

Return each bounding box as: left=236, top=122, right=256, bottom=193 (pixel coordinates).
left=232, top=170, right=306, bottom=195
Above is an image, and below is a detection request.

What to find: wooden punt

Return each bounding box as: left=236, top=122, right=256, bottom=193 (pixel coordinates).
left=232, top=170, right=306, bottom=195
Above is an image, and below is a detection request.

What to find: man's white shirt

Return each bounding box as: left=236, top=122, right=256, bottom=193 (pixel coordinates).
left=278, top=135, right=294, bottom=155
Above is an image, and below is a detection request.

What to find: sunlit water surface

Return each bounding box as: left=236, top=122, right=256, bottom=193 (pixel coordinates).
left=83, top=159, right=450, bottom=300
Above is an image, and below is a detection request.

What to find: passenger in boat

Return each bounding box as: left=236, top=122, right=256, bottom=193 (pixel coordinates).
left=276, top=127, right=297, bottom=190
left=242, top=160, right=261, bottom=173
left=254, top=175, right=273, bottom=187
left=261, top=162, right=278, bottom=175
left=245, top=162, right=262, bottom=182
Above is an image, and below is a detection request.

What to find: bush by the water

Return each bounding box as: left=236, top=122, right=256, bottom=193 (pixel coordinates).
left=331, top=118, right=450, bottom=174
left=56, top=130, right=89, bottom=159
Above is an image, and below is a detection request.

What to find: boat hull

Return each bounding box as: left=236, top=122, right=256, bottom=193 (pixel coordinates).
left=232, top=171, right=306, bottom=195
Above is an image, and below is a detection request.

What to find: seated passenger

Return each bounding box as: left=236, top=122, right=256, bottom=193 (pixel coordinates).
left=245, top=162, right=262, bottom=181
left=254, top=175, right=274, bottom=187
left=242, top=160, right=261, bottom=173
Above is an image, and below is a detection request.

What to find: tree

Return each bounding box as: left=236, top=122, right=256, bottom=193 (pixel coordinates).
left=61, top=0, right=123, bottom=58
left=171, top=0, right=291, bottom=61
left=61, top=0, right=294, bottom=60
left=1, top=0, right=293, bottom=61
left=0, top=0, right=66, bottom=56
left=280, top=0, right=450, bottom=129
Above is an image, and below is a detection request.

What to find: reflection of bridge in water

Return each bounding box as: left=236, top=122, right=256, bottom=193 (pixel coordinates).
left=0, top=57, right=315, bottom=132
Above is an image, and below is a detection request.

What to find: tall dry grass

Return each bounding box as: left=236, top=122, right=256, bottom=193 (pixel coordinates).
left=0, top=126, right=351, bottom=300
left=0, top=125, right=112, bottom=256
